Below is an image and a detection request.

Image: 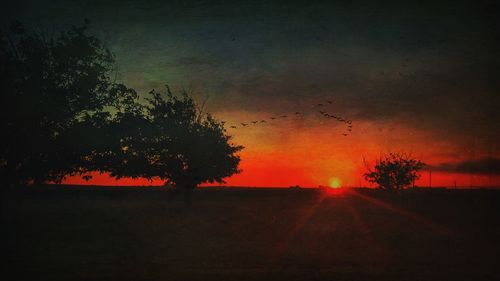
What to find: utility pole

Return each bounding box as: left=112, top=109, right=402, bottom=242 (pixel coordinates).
left=471, top=135, right=475, bottom=189
left=429, top=170, right=432, bottom=188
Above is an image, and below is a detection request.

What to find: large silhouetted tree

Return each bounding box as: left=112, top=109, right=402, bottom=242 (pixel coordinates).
left=100, top=87, right=244, bottom=207
left=0, top=20, right=243, bottom=200
left=364, top=153, right=425, bottom=190
left=0, top=20, right=137, bottom=186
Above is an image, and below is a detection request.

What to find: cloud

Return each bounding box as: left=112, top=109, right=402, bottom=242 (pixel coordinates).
left=3, top=0, right=500, bottom=146
left=431, top=158, right=500, bottom=175
left=176, top=56, right=217, bottom=68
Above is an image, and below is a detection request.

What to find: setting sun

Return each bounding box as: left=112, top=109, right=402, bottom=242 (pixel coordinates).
left=329, top=177, right=342, bottom=189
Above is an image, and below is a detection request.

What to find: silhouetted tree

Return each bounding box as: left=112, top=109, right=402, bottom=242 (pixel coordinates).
left=101, top=87, right=244, bottom=207
left=364, top=153, right=425, bottom=190
left=0, top=20, right=137, bottom=186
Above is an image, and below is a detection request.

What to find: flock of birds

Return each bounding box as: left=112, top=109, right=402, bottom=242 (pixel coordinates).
left=219, top=56, right=426, bottom=137
left=226, top=100, right=354, bottom=136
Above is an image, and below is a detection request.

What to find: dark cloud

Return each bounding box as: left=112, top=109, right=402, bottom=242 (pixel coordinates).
left=431, top=158, right=500, bottom=175
left=176, top=56, right=217, bottom=68
left=2, top=0, right=500, bottom=148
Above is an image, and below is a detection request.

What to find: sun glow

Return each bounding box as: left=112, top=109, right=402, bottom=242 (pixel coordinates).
left=329, top=177, right=342, bottom=188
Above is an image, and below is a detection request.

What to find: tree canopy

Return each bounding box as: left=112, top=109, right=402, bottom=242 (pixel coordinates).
left=98, top=86, right=244, bottom=189
left=1, top=20, right=139, bottom=186
left=364, top=153, right=425, bottom=190
left=1, top=20, right=243, bottom=195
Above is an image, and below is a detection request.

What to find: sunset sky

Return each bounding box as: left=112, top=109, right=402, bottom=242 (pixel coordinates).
left=3, top=0, right=500, bottom=187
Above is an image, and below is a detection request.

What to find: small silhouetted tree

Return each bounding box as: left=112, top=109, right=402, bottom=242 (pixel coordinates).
left=364, top=153, right=425, bottom=190
left=101, top=87, right=244, bottom=207
left=0, top=20, right=137, bottom=186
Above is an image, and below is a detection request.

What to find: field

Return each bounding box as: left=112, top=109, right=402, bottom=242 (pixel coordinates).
left=2, top=187, right=500, bottom=281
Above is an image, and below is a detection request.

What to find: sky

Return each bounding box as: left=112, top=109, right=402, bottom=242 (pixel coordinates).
left=3, top=0, right=500, bottom=187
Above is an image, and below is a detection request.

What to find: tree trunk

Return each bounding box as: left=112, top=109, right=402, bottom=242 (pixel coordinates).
left=2, top=161, right=14, bottom=189
left=183, top=187, right=193, bottom=208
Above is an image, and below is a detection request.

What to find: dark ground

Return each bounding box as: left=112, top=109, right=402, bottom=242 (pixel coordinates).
left=1, top=186, right=500, bottom=281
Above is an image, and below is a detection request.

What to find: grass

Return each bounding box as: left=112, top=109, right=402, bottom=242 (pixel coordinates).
left=2, top=186, right=500, bottom=281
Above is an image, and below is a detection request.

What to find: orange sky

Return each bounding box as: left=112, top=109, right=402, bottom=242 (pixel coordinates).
left=64, top=110, right=500, bottom=188
left=7, top=0, right=500, bottom=189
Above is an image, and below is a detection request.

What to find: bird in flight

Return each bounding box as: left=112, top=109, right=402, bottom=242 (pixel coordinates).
left=229, top=99, right=354, bottom=135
